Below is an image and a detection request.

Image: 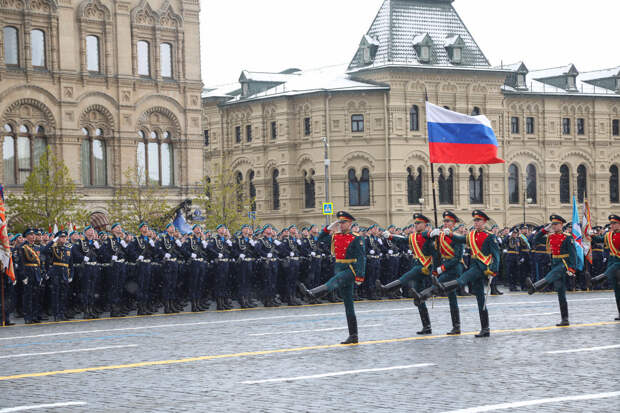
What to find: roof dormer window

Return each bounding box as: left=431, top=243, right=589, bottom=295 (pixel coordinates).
left=567, top=75, right=576, bottom=90
left=413, top=33, right=433, bottom=64
left=359, top=34, right=379, bottom=65
left=444, top=35, right=465, bottom=65
left=420, top=46, right=430, bottom=62
left=517, top=73, right=526, bottom=88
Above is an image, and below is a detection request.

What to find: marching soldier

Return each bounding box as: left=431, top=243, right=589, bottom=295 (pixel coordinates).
left=41, top=230, right=72, bottom=321
left=431, top=210, right=501, bottom=337
left=590, top=214, right=620, bottom=320
left=377, top=213, right=437, bottom=334
left=526, top=215, right=577, bottom=326
left=299, top=211, right=366, bottom=344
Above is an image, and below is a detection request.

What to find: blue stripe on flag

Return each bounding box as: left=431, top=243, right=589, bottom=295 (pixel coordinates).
left=427, top=122, right=498, bottom=145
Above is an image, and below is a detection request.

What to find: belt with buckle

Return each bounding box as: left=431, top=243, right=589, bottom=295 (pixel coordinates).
left=52, top=262, right=69, bottom=267
left=25, top=263, right=39, bottom=267
left=336, top=258, right=357, bottom=264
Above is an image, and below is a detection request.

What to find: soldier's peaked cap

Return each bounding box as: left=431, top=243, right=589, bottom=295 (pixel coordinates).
left=443, top=211, right=459, bottom=222
left=336, top=211, right=355, bottom=222
left=472, top=210, right=490, bottom=221
left=138, top=222, right=148, bottom=229
left=550, top=214, right=567, bottom=224
left=413, top=213, right=430, bottom=223
left=23, top=228, right=35, bottom=236
left=609, top=214, right=620, bottom=223
left=56, top=230, right=68, bottom=238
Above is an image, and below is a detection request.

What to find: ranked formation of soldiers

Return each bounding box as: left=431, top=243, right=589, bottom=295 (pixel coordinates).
left=2, top=209, right=619, bottom=345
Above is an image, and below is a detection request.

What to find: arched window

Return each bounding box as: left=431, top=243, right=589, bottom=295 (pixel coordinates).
left=348, top=169, right=359, bottom=206
left=508, top=164, right=519, bottom=204
left=235, top=171, right=244, bottom=210
left=360, top=168, right=370, bottom=206
left=137, top=129, right=173, bottom=186
left=86, top=35, right=100, bottom=72
left=3, top=27, right=19, bottom=66
left=407, top=166, right=422, bottom=205
left=2, top=123, right=46, bottom=185
left=304, top=170, right=316, bottom=209
left=248, top=170, right=256, bottom=211
left=577, top=164, right=587, bottom=203
left=410, top=105, right=419, bottom=131
left=30, top=29, right=45, bottom=68
left=137, top=40, right=150, bottom=76
left=160, top=42, right=172, bottom=78
left=272, top=169, right=280, bottom=210
left=471, top=106, right=481, bottom=116
left=81, top=127, right=107, bottom=186
left=348, top=168, right=371, bottom=206
left=560, top=164, right=570, bottom=204
left=469, top=167, right=483, bottom=204
left=610, top=165, right=619, bottom=204
left=526, top=164, right=537, bottom=204
left=438, top=166, right=454, bottom=205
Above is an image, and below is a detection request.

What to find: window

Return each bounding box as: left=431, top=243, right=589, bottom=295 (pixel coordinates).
left=508, top=164, right=519, bottom=204
left=3, top=27, right=19, bottom=66
left=471, top=107, right=481, bottom=116
left=438, top=167, right=454, bottom=205
left=30, top=29, right=45, bottom=68
left=137, top=40, right=150, bottom=76
left=235, top=172, right=243, bottom=208
left=469, top=167, right=483, bottom=204
left=351, top=114, right=364, bottom=132
left=511, top=117, right=520, bottom=134
left=304, top=170, right=316, bottom=209
left=246, top=125, right=252, bottom=142
left=420, top=46, right=430, bottom=62
left=577, top=164, right=587, bottom=203
left=567, top=76, right=576, bottom=89
left=612, top=119, right=619, bottom=136
left=160, top=43, right=172, bottom=78
left=452, top=47, right=462, bottom=64
left=610, top=165, right=619, bottom=204
left=203, top=130, right=209, bottom=146
left=86, top=35, right=100, bottom=72
left=270, top=121, right=277, bottom=139
left=517, top=73, right=526, bottom=88
left=562, top=118, right=571, bottom=135
left=81, top=128, right=107, bottom=186
left=248, top=170, right=256, bottom=212
left=235, top=126, right=241, bottom=143
left=407, top=167, right=422, bottom=205
left=526, top=117, right=535, bottom=134
left=304, top=117, right=311, bottom=136
left=137, top=129, right=173, bottom=186
left=577, top=118, right=585, bottom=135
left=410, top=105, right=419, bottom=131
left=2, top=123, right=46, bottom=185
left=560, top=164, right=570, bottom=204
left=272, top=169, right=280, bottom=210
left=348, top=168, right=370, bottom=207
left=526, top=164, right=537, bottom=204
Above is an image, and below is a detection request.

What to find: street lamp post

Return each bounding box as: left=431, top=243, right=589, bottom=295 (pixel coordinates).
left=322, top=137, right=330, bottom=226
left=418, top=197, right=425, bottom=214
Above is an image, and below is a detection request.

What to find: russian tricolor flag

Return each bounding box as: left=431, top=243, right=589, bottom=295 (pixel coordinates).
left=426, top=102, right=504, bottom=164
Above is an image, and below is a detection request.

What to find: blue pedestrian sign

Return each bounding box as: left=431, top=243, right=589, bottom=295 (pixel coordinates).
left=322, top=203, right=334, bottom=215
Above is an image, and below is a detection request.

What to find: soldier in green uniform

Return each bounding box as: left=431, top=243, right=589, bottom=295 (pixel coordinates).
left=589, top=214, right=620, bottom=320
left=299, top=211, right=366, bottom=344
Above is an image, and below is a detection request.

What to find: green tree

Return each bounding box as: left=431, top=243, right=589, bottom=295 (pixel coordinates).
left=107, top=167, right=172, bottom=232
left=195, top=167, right=258, bottom=232
left=7, top=146, right=84, bottom=232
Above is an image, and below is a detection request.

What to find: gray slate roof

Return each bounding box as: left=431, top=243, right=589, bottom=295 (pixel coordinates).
left=348, top=0, right=489, bottom=71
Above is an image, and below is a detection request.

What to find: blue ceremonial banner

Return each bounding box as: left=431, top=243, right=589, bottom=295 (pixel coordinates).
left=572, top=196, right=584, bottom=271
left=173, top=210, right=193, bottom=235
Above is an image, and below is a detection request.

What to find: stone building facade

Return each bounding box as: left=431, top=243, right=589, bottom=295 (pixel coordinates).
left=0, top=0, right=203, bottom=216
left=202, top=0, right=620, bottom=229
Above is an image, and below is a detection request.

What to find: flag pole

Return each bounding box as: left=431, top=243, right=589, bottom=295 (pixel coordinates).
left=424, top=88, right=439, bottom=227
left=1, top=270, right=5, bottom=327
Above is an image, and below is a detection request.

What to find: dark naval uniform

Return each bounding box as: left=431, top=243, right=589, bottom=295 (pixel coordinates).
left=590, top=215, right=620, bottom=320
left=40, top=232, right=72, bottom=321
left=18, top=230, right=42, bottom=324
left=299, top=211, right=366, bottom=344
left=527, top=215, right=577, bottom=326
left=530, top=227, right=550, bottom=284
left=504, top=232, right=526, bottom=291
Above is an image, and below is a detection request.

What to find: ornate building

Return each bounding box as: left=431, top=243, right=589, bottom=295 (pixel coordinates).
left=1, top=0, right=203, bottom=217
left=202, top=0, right=620, bottom=229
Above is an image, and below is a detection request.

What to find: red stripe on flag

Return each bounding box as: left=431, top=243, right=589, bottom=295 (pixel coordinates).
left=429, top=143, right=505, bottom=164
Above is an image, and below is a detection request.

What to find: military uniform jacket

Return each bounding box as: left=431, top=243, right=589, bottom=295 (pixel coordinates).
left=41, top=241, right=72, bottom=279
left=391, top=231, right=436, bottom=271
left=158, top=235, right=185, bottom=261
left=184, top=235, right=209, bottom=261
left=534, top=229, right=576, bottom=270
left=466, top=230, right=501, bottom=274
left=207, top=237, right=233, bottom=261
left=255, top=237, right=277, bottom=260
left=365, top=236, right=382, bottom=258
left=435, top=232, right=465, bottom=272
left=233, top=237, right=256, bottom=260
left=18, top=241, right=42, bottom=283
left=107, top=237, right=128, bottom=262
left=384, top=236, right=400, bottom=256
left=131, top=236, right=160, bottom=262
left=593, top=231, right=620, bottom=265
left=318, top=227, right=366, bottom=282
left=302, top=236, right=321, bottom=258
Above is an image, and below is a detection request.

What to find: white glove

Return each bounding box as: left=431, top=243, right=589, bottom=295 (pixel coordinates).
left=175, top=240, right=182, bottom=247
left=138, top=255, right=144, bottom=261
left=120, top=240, right=128, bottom=248
left=369, top=250, right=375, bottom=255
left=239, top=253, right=246, bottom=259
left=377, top=238, right=383, bottom=245
left=191, top=253, right=197, bottom=259
left=201, top=240, right=208, bottom=248
left=310, top=252, right=316, bottom=257
left=436, top=266, right=444, bottom=275
left=68, top=277, right=73, bottom=283
left=267, top=253, right=273, bottom=258
left=408, top=249, right=413, bottom=254
left=327, top=221, right=339, bottom=231
left=83, top=256, right=90, bottom=263
left=250, top=240, right=257, bottom=246
left=503, top=249, right=508, bottom=253
left=382, top=231, right=391, bottom=238
left=218, top=253, right=223, bottom=259
left=443, top=228, right=451, bottom=235
left=289, top=252, right=295, bottom=257
left=321, top=253, right=325, bottom=257
left=274, top=240, right=282, bottom=246
left=149, top=239, right=155, bottom=247
left=388, top=249, right=393, bottom=254
left=519, top=258, right=525, bottom=263
left=430, top=228, right=441, bottom=237
left=296, top=239, right=302, bottom=245
left=112, top=255, right=118, bottom=262
left=164, top=253, right=171, bottom=259
left=226, top=240, right=232, bottom=246
left=544, top=224, right=552, bottom=232
left=53, top=237, right=59, bottom=242
left=603, top=257, right=607, bottom=263
left=93, top=241, right=100, bottom=249
left=23, top=277, right=28, bottom=285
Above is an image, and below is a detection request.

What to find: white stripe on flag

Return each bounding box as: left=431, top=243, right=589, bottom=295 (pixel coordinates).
left=425, top=101, right=492, bottom=128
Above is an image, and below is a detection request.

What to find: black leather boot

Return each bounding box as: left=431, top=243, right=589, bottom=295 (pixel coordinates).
left=475, top=308, right=490, bottom=337
left=526, top=277, right=548, bottom=295
left=490, top=284, right=503, bottom=295
left=341, top=315, right=358, bottom=344
left=591, top=273, right=607, bottom=286
left=416, top=305, right=432, bottom=335
left=298, top=283, right=329, bottom=300
left=216, top=297, right=225, bottom=311
left=556, top=301, right=569, bottom=326
left=376, top=279, right=401, bottom=294
left=446, top=307, right=461, bottom=335
left=432, top=278, right=459, bottom=296
left=615, top=298, right=620, bottom=321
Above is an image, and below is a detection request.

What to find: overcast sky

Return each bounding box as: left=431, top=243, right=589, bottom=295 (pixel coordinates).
left=200, top=0, right=618, bottom=87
